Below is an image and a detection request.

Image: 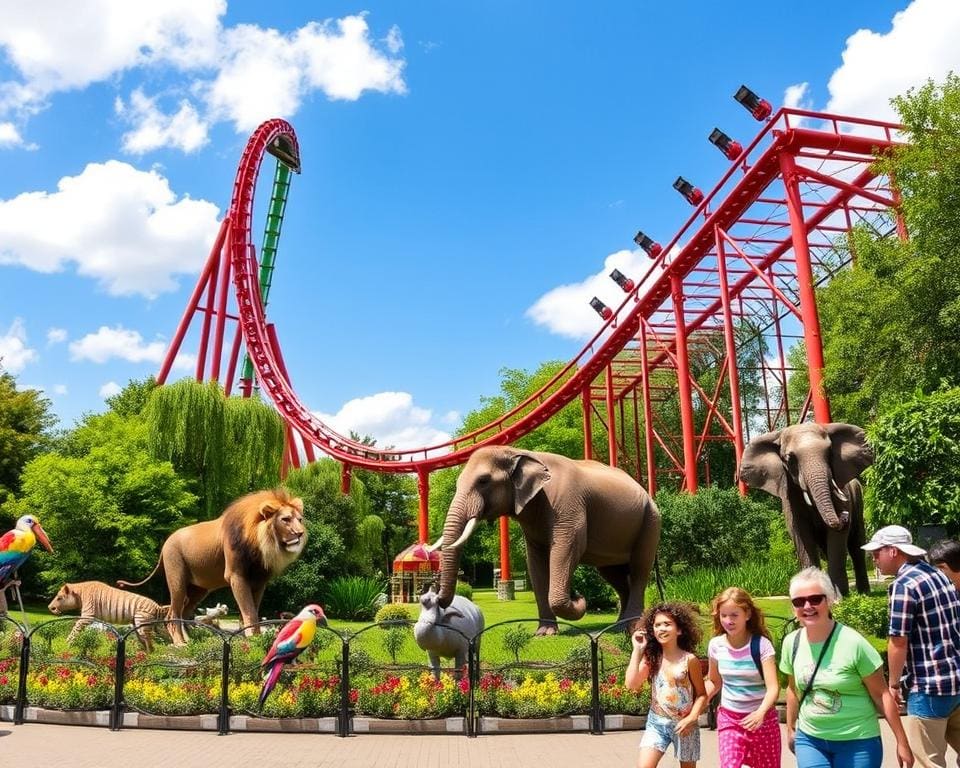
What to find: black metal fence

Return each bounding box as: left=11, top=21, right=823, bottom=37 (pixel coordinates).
left=0, top=613, right=662, bottom=737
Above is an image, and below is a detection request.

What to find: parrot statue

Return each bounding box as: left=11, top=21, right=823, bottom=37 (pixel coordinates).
left=258, top=603, right=328, bottom=711
left=0, top=514, right=54, bottom=584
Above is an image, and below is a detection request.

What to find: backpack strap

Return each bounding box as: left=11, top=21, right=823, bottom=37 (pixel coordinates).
left=792, top=629, right=800, bottom=665
left=750, top=633, right=763, bottom=676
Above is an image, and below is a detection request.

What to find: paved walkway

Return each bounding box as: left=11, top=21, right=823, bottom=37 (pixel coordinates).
left=2, top=720, right=953, bottom=768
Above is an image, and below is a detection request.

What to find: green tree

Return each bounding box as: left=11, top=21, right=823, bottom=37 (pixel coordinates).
left=143, top=378, right=285, bottom=517
left=819, top=75, right=960, bottom=423
left=866, top=386, right=960, bottom=532
left=0, top=370, right=57, bottom=501
left=105, top=376, right=157, bottom=418
left=1, top=412, right=196, bottom=595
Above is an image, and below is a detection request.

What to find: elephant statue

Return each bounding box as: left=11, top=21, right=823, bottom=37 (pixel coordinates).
left=413, top=587, right=484, bottom=680
left=739, top=422, right=872, bottom=595
left=437, top=446, right=661, bottom=635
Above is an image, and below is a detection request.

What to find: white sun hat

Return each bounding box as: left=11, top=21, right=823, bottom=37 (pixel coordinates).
left=861, top=524, right=927, bottom=557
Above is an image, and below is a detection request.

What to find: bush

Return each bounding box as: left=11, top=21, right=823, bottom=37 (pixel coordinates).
left=656, top=487, right=777, bottom=572
left=375, top=603, right=412, bottom=626
left=833, top=594, right=889, bottom=638
left=455, top=582, right=474, bottom=600
left=322, top=576, right=387, bottom=621
left=572, top=565, right=618, bottom=611
left=867, top=387, right=960, bottom=531
left=501, top=624, right=533, bottom=663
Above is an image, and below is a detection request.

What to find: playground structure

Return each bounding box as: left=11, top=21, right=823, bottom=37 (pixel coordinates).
left=157, top=89, right=905, bottom=579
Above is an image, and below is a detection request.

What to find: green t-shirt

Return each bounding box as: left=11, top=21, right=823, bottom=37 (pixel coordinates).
left=779, top=623, right=882, bottom=741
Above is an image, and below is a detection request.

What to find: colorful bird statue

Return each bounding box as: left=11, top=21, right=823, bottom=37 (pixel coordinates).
left=0, top=514, right=54, bottom=584
left=258, top=604, right=328, bottom=711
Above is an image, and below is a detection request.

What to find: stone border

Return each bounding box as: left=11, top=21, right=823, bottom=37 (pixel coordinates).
left=24, top=707, right=112, bottom=727
left=230, top=715, right=338, bottom=733
left=479, top=714, right=591, bottom=733
left=352, top=716, right=465, bottom=734
left=122, top=712, right=219, bottom=730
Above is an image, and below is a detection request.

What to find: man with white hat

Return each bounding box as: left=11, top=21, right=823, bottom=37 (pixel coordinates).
left=863, top=524, right=960, bottom=767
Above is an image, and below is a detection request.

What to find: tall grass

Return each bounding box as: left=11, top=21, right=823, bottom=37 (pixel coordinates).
left=655, top=560, right=795, bottom=606
left=322, top=576, right=387, bottom=621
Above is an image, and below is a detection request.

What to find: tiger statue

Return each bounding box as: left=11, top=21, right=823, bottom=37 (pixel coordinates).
left=48, top=581, right=166, bottom=651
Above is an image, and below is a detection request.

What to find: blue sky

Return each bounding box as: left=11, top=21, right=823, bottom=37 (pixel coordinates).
left=1, top=1, right=957, bottom=449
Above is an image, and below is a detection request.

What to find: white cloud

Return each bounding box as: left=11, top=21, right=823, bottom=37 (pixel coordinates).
left=526, top=248, right=663, bottom=340
left=0, top=6, right=406, bottom=152
left=0, top=2, right=223, bottom=115
left=784, top=82, right=811, bottom=109
left=46, top=327, right=67, bottom=345
left=99, top=381, right=122, bottom=398
left=69, top=326, right=166, bottom=364
left=0, top=121, right=30, bottom=149
left=0, top=318, right=38, bottom=373
left=116, top=90, right=209, bottom=154
left=315, top=391, right=451, bottom=450
left=205, top=15, right=406, bottom=132
left=52, top=384, right=67, bottom=396
left=0, top=160, right=220, bottom=297
left=825, top=0, right=960, bottom=122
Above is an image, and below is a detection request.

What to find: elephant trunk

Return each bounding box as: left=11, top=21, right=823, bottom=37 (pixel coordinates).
left=437, top=497, right=479, bottom=608
left=802, top=459, right=845, bottom=530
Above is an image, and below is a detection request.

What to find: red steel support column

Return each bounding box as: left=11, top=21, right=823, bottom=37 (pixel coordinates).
left=605, top=365, right=618, bottom=468
left=671, top=273, right=698, bottom=493
left=779, top=152, right=831, bottom=424
left=157, top=218, right=229, bottom=384
left=632, top=387, right=642, bottom=482
left=715, top=226, right=747, bottom=495
left=210, top=228, right=234, bottom=383
left=341, top=462, right=352, bottom=494
left=639, top=322, right=657, bottom=496
left=499, top=517, right=511, bottom=581
left=195, top=251, right=219, bottom=381
left=416, top=467, right=429, bottom=545
left=581, top=385, right=593, bottom=460
left=224, top=325, right=243, bottom=397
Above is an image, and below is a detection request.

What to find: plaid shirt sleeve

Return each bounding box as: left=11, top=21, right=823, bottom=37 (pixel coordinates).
left=887, top=578, right=915, bottom=637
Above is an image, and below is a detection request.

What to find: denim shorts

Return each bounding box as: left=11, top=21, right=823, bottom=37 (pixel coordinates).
left=907, top=691, right=960, bottom=719
left=640, top=710, right=700, bottom=762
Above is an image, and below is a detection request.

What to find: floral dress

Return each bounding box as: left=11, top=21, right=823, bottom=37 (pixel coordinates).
left=650, top=652, right=695, bottom=719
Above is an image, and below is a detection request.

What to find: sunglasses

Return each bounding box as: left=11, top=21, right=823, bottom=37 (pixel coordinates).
left=791, top=594, right=827, bottom=608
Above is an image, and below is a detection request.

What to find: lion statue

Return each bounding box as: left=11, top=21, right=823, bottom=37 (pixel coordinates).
left=118, top=488, right=306, bottom=645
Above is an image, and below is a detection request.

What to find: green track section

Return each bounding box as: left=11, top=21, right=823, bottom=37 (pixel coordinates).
left=241, top=161, right=292, bottom=385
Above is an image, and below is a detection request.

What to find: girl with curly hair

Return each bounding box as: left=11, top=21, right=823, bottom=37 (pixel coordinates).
left=706, top=587, right=781, bottom=768
left=625, top=601, right=707, bottom=768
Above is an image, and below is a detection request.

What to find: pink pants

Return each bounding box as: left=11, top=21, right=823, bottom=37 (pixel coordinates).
left=716, top=705, right=781, bottom=768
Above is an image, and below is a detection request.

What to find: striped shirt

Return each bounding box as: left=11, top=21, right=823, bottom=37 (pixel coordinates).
left=888, top=559, right=960, bottom=695
left=708, top=634, right=774, bottom=713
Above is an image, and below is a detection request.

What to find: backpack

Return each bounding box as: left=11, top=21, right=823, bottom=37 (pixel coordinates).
left=750, top=633, right=763, bottom=676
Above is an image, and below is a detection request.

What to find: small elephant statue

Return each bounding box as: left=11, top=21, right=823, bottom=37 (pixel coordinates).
left=413, top=587, right=484, bottom=680
left=739, top=422, right=873, bottom=595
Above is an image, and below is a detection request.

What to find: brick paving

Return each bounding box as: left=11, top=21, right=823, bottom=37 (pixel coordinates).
left=2, top=720, right=953, bottom=768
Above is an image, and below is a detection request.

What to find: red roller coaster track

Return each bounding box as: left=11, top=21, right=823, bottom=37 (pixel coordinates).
left=158, top=104, right=905, bottom=552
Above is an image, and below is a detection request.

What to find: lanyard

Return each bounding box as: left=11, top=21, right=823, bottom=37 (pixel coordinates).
left=798, top=621, right=839, bottom=706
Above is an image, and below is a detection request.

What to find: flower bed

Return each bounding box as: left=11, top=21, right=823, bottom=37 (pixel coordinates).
left=475, top=672, right=590, bottom=718
left=355, top=672, right=467, bottom=719
left=124, top=678, right=220, bottom=715
left=27, top=665, right=113, bottom=710
left=230, top=673, right=343, bottom=718
left=0, top=658, right=18, bottom=704
left=598, top=674, right=650, bottom=715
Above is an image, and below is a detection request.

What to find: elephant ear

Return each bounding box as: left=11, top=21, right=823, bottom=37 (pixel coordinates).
left=825, top=423, right=874, bottom=487
left=509, top=452, right=551, bottom=515
left=739, top=429, right=787, bottom=498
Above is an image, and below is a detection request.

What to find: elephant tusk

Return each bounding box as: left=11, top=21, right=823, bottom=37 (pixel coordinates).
left=831, top=479, right=848, bottom=503
left=447, top=518, right=478, bottom=550
left=423, top=535, right=444, bottom=552
left=803, top=490, right=814, bottom=508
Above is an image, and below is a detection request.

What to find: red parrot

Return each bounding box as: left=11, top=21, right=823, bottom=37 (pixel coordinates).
left=0, top=514, right=54, bottom=584
left=258, top=604, right=328, bottom=711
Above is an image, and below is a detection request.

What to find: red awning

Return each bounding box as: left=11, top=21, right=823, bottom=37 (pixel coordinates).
left=392, top=542, right=441, bottom=573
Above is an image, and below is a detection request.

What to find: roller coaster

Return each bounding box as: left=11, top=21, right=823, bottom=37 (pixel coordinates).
left=157, top=89, right=904, bottom=547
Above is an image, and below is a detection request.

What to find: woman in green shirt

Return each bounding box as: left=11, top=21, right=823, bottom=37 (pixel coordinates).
left=780, top=567, right=913, bottom=768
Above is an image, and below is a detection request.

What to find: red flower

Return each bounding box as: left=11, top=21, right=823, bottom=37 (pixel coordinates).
left=86, top=675, right=98, bottom=687
left=38, top=674, right=49, bottom=686
left=458, top=678, right=470, bottom=694
left=0, top=675, right=8, bottom=686
left=349, top=689, right=358, bottom=704
left=56, top=667, right=71, bottom=680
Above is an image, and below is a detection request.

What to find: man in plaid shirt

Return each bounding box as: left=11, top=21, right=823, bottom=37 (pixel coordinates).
left=864, top=525, right=960, bottom=768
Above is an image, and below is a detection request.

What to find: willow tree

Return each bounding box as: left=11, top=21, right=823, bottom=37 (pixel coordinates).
left=144, top=379, right=285, bottom=517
